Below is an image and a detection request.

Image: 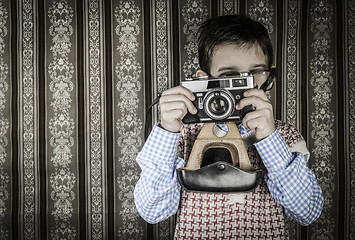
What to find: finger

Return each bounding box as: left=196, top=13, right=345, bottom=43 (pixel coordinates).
left=161, top=109, right=185, bottom=133
left=236, top=96, right=272, bottom=110
left=160, top=95, right=197, bottom=114
left=162, top=86, right=195, bottom=101
left=243, top=117, right=259, bottom=131
left=243, top=110, right=261, bottom=129
left=161, top=108, right=186, bottom=122
left=160, top=101, right=188, bottom=116
left=243, top=88, right=269, bottom=101
left=243, top=114, right=275, bottom=140
left=242, top=109, right=273, bottom=127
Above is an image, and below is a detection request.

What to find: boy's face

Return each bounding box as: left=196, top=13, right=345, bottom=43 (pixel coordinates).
left=202, top=43, right=269, bottom=89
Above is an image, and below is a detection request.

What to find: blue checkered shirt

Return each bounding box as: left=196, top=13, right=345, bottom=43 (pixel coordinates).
left=134, top=123, right=323, bottom=226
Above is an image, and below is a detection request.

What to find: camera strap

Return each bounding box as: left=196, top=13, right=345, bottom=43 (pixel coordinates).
left=144, top=95, right=161, bottom=141
left=260, top=67, right=277, bottom=91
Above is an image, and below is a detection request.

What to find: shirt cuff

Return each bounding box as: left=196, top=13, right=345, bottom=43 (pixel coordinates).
left=138, top=123, right=181, bottom=171
left=254, top=130, right=293, bottom=173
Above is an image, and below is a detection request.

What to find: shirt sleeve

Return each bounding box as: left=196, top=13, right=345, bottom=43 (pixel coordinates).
left=254, top=130, right=324, bottom=226
left=134, top=124, right=185, bottom=224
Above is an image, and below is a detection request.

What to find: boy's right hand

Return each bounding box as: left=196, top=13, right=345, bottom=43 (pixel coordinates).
left=159, top=86, right=198, bottom=133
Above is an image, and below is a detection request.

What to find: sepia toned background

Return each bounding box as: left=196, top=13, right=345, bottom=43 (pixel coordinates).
left=0, top=0, right=353, bottom=239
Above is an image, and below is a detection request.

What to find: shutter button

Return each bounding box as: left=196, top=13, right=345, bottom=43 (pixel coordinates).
left=217, top=163, right=225, bottom=171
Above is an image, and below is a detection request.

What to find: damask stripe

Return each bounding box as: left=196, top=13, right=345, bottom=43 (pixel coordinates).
left=151, top=0, right=172, bottom=124
left=282, top=0, right=301, bottom=129
left=219, top=0, right=239, bottom=15
left=0, top=0, right=10, bottom=238
left=248, top=0, right=274, bottom=35
left=282, top=1, right=302, bottom=238
left=46, top=0, right=78, bottom=238
left=151, top=1, right=174, bottom=238
left=18, top=0, right=39, bottom=239
left=247, top=0, right=278, bottom=117
left=307, top=0, right=336, bottom=238
left=180, top=0, right=209, bottom=79
left=347, top=0, right=355, bottom=238
left=113, top=0, right=145, bottom=239
left=85, top=0, right=106, bottom=238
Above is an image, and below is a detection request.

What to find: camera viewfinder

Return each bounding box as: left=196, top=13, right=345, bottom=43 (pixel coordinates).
left=207, top=80, right=230, bottom=89
left=232, top=78, right=247, bottom=87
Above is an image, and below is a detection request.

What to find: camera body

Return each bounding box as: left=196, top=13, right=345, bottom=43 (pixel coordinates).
left=181, top=74, right=255, bottom=124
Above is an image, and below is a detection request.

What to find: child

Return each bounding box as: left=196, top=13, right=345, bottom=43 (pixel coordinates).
left=134, top=14, right=323, bottom=239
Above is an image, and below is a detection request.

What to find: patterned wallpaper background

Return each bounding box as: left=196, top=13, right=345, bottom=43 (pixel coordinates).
left=0, top=0, right=353, bottom=239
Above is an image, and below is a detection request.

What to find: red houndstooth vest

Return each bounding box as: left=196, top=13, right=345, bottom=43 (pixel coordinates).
left=174, top=120, right=305, bottom=240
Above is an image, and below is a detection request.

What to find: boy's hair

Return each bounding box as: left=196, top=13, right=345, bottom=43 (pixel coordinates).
left=198, top=15, right=274, bottom=74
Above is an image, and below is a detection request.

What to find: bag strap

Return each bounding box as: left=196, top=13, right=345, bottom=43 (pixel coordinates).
left=184, top=122, right=255, bottom=172
left=144, top=95, right=161, bottom=141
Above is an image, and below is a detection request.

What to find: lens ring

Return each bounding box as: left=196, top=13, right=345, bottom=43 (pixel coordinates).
left=204, top=89, right=235, bottom=120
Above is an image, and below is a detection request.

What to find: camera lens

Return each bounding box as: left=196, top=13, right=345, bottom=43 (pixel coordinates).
left=209, top=95, right=228, bottom=115
left=204, top=89, right=234, bottom=120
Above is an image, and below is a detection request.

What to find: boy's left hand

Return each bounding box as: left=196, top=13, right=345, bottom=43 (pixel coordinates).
left=236, top=88, right=275, bottom=141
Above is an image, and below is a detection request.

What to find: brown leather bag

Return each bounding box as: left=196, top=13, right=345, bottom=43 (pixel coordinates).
left=177, top=122, right=262, bottom=193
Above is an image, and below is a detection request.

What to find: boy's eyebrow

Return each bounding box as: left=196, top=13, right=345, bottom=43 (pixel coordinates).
left=217, top=64, right=268, bottom=72
left=217, top=67, right=237, bottom=72
left=249, top=64, right=268, bottom=69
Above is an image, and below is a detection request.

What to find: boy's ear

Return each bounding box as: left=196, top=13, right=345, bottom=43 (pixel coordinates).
left=196, top=69, right=208, bottom=77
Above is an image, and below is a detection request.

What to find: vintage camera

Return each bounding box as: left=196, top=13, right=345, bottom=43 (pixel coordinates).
left=181, top=74, right=255, bottom=124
